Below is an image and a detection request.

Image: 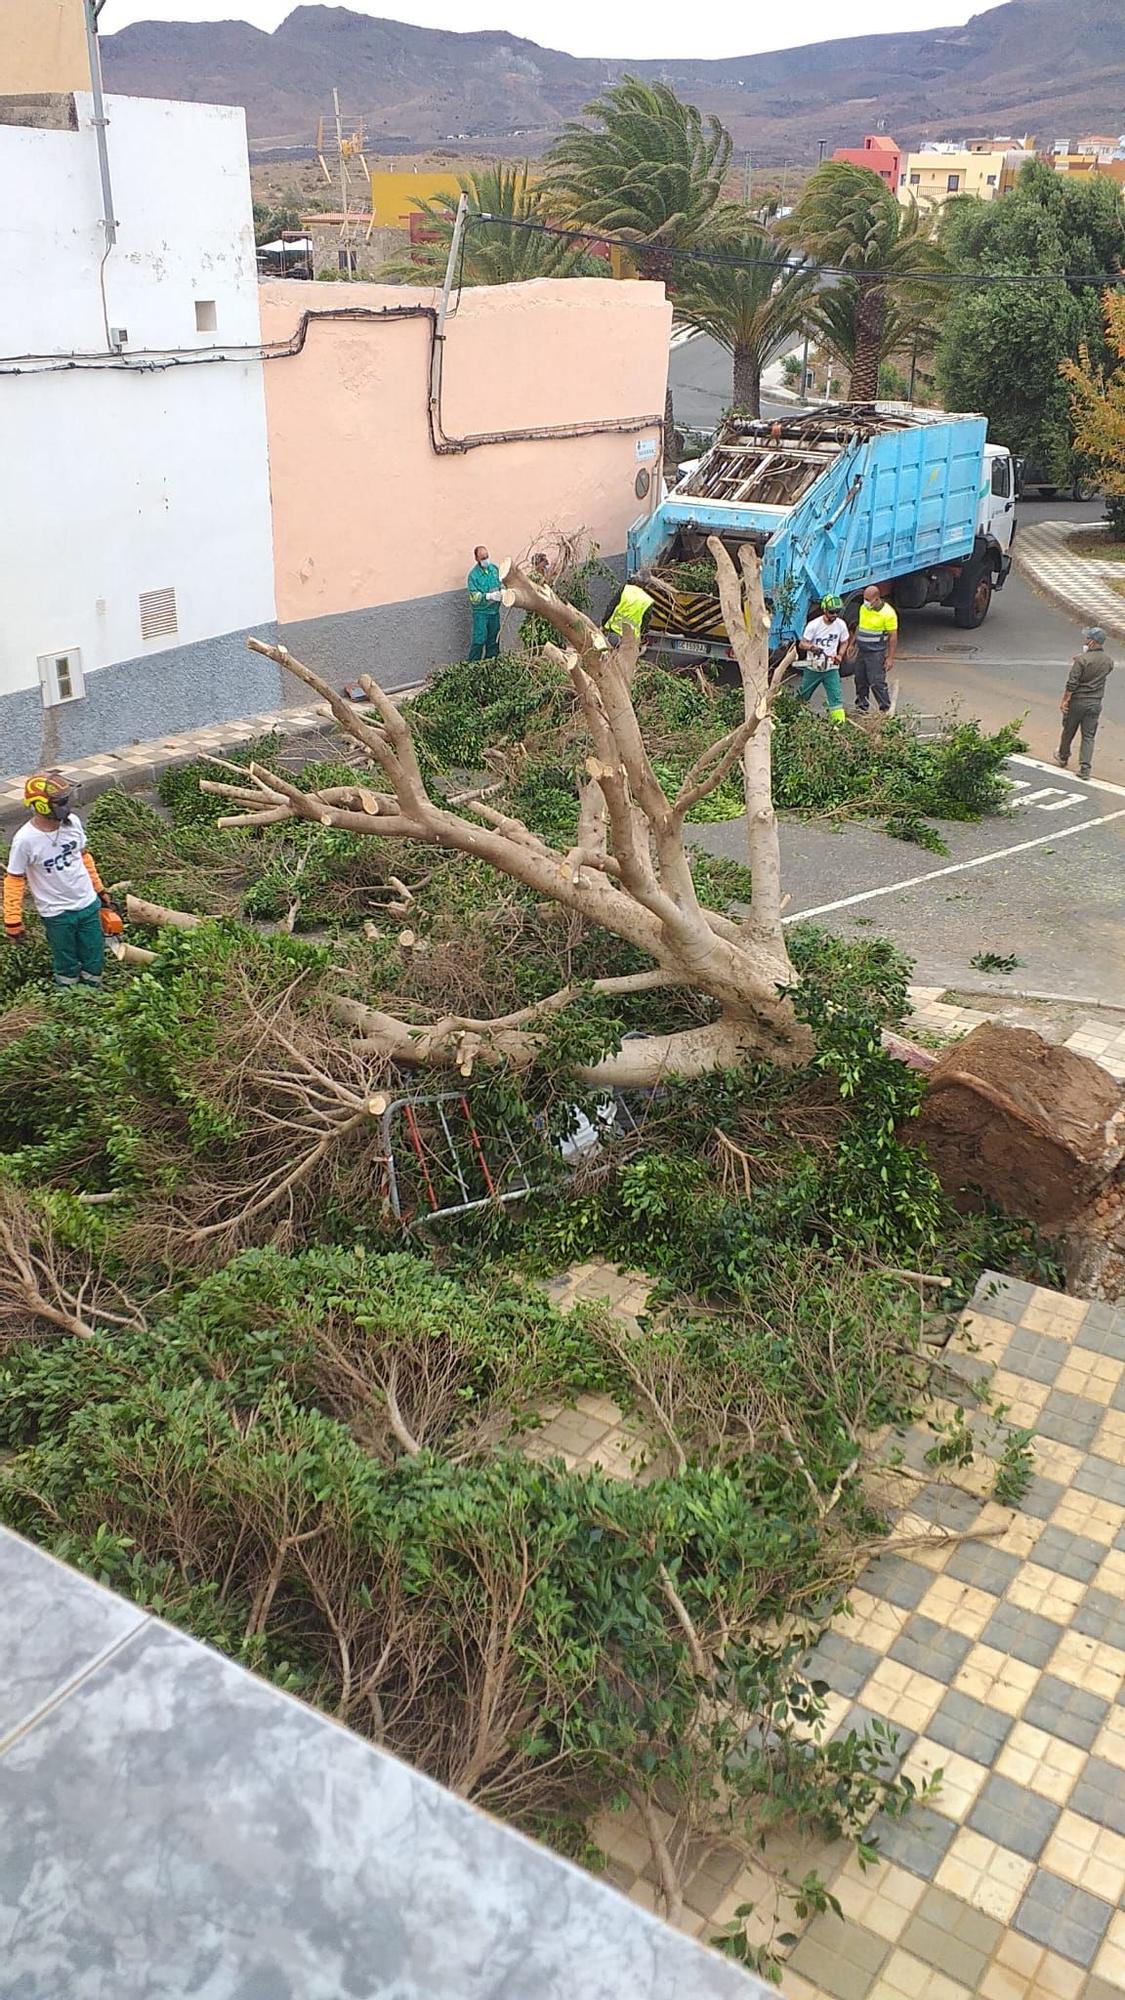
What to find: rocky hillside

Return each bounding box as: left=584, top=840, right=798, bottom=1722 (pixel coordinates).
left=101, top=0, right=1125, bottom=162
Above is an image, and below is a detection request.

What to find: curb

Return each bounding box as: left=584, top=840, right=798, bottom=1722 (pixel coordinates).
left=0, top=681, right=427, bottom=837
left=1012, top=521, right=1125, bottom=644
left=938, top=985, right=1125, bottom=1016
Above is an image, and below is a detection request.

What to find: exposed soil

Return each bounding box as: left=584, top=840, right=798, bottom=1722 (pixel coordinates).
left=917, top=1022, right=1125, bottom=1228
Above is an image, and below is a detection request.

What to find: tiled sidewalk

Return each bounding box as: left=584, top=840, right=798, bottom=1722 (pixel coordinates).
left=535, top=1263, right=1125, bottom=1997
left=787, top=1276, right=1125, bottom=2000
left=0, top=704, right=329, bottom=831
left=1012, top=521, right=1125, bottom=646
left=908, top=986, right=1125, bottom=1083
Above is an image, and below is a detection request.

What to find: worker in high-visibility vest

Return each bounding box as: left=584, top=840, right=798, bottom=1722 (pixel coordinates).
left=853, top=584, right=898, bottom=715
left=604, top=571, right=657, bottom=648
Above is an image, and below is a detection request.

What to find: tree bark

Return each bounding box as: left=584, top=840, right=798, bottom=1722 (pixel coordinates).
left=708, top=538, right=793, bottom=961
left=140, top=553, right=823, bottom=1086
left=732, top=345, right=762, bottom=417
left=850, top=277, right=886, bottom=402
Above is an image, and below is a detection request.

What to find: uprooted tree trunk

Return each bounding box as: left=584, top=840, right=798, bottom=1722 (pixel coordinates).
left=188, top=541, right=821, bottom=1089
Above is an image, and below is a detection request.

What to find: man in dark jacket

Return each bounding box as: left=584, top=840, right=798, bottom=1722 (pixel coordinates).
left=1057, top=626, right=1115, bottom=779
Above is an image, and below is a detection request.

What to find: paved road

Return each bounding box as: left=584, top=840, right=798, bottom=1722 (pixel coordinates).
left=668, top=331, right=794, bottom=431
left=687, top=497, right=1124, bottom=1003
left=691, top=762, right=1125, bottom=1006
left=894, top=498, right=1124, bottom=788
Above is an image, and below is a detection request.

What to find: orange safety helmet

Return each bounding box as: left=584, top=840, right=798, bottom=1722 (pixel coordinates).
left=24, top=771, right=71, bottom=818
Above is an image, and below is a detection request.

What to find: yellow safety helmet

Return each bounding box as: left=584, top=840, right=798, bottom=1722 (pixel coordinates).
left=24, top=770, right=70, bottom=818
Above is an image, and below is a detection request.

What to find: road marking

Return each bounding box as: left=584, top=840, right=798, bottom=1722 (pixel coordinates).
left=1012, top=785, right=1087, bottom=810
left=1010, top=754, right=1125, bottom=801
left=784, top=807, right=1125, bottom=924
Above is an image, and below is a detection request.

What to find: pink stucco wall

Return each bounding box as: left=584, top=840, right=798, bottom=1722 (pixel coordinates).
left=259, top=278, right=671, bottom=623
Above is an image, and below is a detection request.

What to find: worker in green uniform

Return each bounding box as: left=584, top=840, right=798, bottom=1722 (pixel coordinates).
left=604, top=570, right=657, bottom=649
left=797, top=595, right=849, bottom=722
left=466, top=545, right=503, bottom=662
left=853, top=584, right=898, bottom=715
left=1057, top=626, right=1115, bottom=779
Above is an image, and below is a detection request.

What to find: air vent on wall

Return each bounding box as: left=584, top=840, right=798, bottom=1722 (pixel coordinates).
left=139, top=586, right=178, bottom=641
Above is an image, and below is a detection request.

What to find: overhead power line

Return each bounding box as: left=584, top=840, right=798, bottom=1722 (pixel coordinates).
left=468, top=209, right=1125, bottom=289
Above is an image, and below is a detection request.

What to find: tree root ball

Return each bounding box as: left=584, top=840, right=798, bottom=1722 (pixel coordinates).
left=916, top=1023, right=1125, bottom=1229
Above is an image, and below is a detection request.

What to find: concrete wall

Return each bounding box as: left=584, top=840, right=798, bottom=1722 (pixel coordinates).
left=0, top=0, right=89, bottom=94
left=0, top=94, right=277, bottom=775
left=259, top=276, right=668, bottom=685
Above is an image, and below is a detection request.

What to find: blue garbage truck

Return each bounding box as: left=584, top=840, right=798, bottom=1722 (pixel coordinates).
left=628, top=403, right=1016, bottom=664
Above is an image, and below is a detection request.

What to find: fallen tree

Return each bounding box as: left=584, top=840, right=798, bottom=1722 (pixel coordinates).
left=196, top=542, right=816, bottom=1089
left=117, top=544, right=1123, bottom=1245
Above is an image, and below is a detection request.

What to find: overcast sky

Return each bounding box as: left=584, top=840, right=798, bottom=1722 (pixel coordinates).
left=102, top=0, right=1007, bottom=59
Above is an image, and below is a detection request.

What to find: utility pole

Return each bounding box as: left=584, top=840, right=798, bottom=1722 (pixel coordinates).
left=744, top=149, right=752, bottom=208
left=83, top=0, right=116, bottom=252
left=429, top=193, right=469, bottom=439
left=818, top=137, right=828, bottom=164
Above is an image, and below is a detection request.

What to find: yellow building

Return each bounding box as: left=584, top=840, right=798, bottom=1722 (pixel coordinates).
left=369, top=169, right=485, bottom=228
left=0, top=0, right=91, bottom=94
left=897, top=145, right=1030, bottom=207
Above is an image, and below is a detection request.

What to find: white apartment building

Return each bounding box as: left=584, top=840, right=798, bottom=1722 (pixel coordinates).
left=0, top=79, right=280, bottom=776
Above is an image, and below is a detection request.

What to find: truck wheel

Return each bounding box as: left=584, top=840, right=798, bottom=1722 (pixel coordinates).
left=953, top=572, right=993, bottom=628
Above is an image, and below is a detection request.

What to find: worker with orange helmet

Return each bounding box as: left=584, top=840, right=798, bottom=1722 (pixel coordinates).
left=3, top=773, right=120, bottom=990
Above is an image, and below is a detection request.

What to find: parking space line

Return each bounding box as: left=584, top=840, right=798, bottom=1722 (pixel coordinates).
left=1009, top=754, right=1125, bottom=801
left=784, top=807, right=1125, bottom=924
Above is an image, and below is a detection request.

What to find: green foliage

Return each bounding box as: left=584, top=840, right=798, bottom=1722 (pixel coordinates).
left=937, top=163, right=1125, bottom=479
left=156, top=735, right=284, bottom=829
left=411, top=653, right=572, bottom=768
left=0, top=1239, right=927, bottom=1924
left=783, top=163, right=945, bottom=396
left=252, top=199, right=303, bottom=247
left=771, top=697, right=1024, bottom=841
left=546, top=76, right=735, bottom=280
left=672, top=224, right=818, bottom=413
left=970, top=951, right=1022, bottom=974
left=408, top=657, right=1021, bottom=852
left=659, top=554, right=718, bottom=593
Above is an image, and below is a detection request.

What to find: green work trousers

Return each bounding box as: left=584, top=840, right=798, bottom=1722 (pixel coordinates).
left=42, top=899, right=105, bottom=988
left=797, top=663, right=845, bottom=718
left=469, top=607, right=501, bottom=662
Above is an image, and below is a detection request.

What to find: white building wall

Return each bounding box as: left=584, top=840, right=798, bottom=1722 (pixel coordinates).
left=0, top=93, right=279, bottom=773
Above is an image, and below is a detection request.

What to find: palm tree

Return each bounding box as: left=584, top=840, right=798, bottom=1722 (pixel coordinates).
left=783, top=162, right=945, bottom=400
left=378, top=162, right=602, bottom=286
left=673, top=227, right=818, bottom=415
left=546, top=77, right=734, bottom=285
left=548, top=78, right=735, bottom=464
left=805, top=280, right=942, bottom=396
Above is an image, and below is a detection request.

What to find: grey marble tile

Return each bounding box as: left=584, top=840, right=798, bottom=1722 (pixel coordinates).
left=0, top=1614, right=763, bottom=2000
left=0, top=1531, right=146, bottom=1749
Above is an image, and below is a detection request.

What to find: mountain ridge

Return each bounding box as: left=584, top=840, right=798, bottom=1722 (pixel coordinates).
left=100, top=1, right=1125, bottom=162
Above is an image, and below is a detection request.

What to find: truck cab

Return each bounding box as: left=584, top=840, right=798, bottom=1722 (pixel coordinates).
left=982, top=444, right=1016, bottom=548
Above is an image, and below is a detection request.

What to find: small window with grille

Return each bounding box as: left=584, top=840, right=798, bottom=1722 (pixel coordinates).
left=139, top=586, right=178, bottom=642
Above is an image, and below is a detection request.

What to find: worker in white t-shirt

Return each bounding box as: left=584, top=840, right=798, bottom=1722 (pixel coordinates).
left=3, top=772, right=116, bottom=990
left=796, top=595, right=850, bottom=724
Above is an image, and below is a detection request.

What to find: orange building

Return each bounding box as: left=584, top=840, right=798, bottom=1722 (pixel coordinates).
left=830, top=135, right=901, bottom=191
